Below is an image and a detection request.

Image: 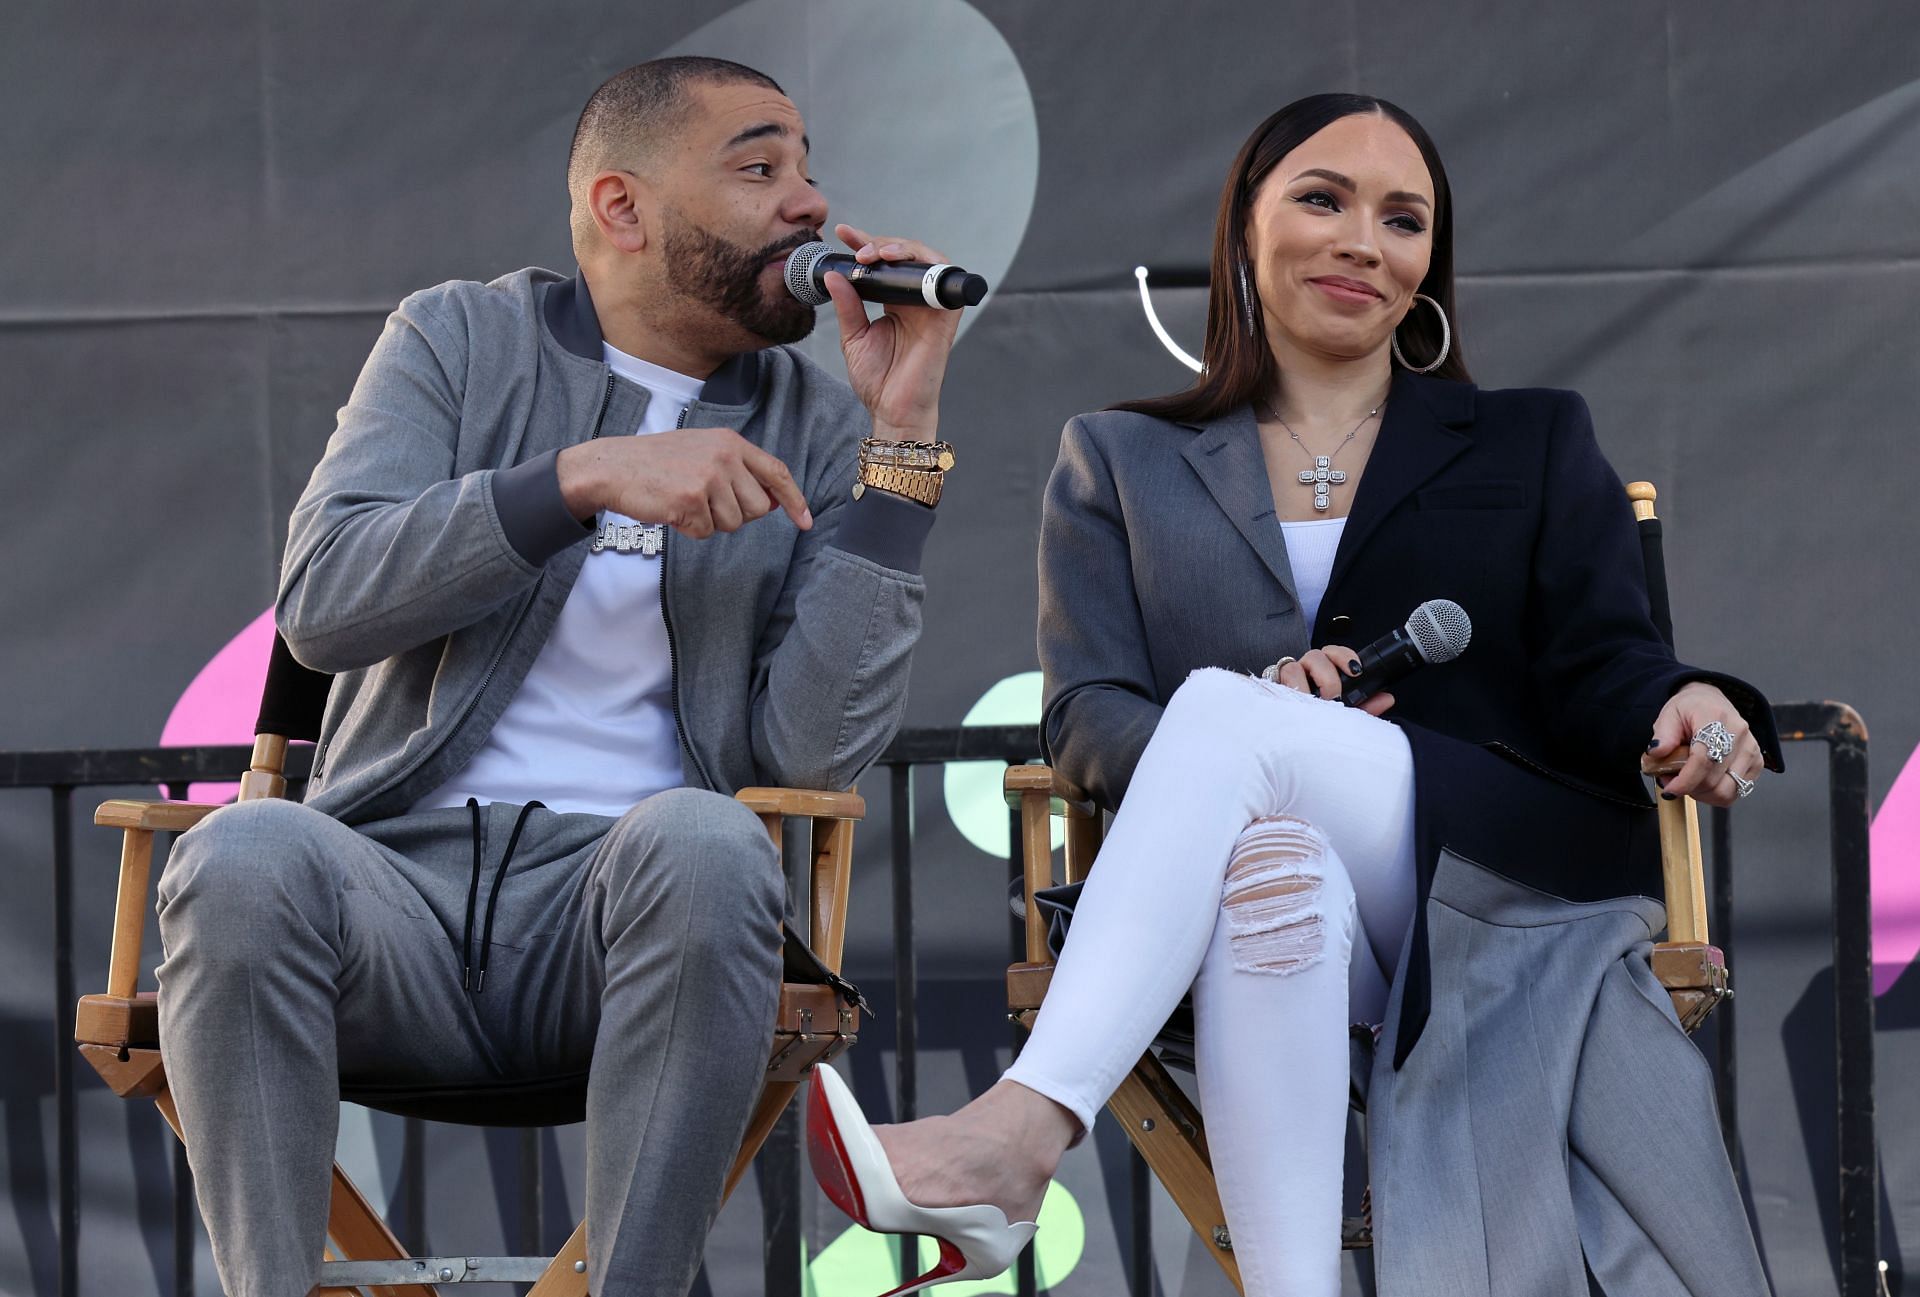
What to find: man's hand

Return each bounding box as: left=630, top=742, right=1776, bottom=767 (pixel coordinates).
left=1268, top=644, right=1396, bottom=717
left=557, top=428, right=812, bottom=540
left=1645, top=681, right=1764, bottom=808
left=823, top=221, right=964, bottom=442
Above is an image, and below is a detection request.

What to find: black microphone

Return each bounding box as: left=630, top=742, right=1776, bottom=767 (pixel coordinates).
left=1340, top=599, right=1473, bottom=707
left=783, top=240, right=988, bottom=310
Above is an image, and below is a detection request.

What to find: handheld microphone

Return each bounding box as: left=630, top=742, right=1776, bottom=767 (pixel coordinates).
left=1340, top=599, right=1472, bottom=707
left=783, top=240, right=988, bottom=310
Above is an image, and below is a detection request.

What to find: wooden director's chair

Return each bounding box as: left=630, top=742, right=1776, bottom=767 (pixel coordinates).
left=74, top=634, right=866, bottom=1295
left=1003, top=481, right=1728, bottom=1292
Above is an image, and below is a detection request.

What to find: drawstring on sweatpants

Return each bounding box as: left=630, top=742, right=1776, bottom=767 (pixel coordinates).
left=462, top=798, right=546, bottom=992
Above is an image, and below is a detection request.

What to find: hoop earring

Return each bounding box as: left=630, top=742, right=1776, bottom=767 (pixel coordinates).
left=1236, top=262, right=1257, bottom=338
left=1391, top=293, right=1451, bottom=373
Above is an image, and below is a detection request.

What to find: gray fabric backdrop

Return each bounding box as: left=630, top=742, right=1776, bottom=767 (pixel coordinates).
left=2, top=3, right=1916, bottom=1293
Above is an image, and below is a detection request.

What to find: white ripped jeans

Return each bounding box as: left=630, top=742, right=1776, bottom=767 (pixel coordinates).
left=1004, top=668, right=1420, bottom=1297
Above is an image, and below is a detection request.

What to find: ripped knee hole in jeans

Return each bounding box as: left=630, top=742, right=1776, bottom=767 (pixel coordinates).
left=1222, top=815, right=1335, bottom=975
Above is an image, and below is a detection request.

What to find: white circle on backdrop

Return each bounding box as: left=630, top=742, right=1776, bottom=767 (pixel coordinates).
left=662, top=0, right=1039, bottom=375
left=943, top=670, right=1064, bottom=858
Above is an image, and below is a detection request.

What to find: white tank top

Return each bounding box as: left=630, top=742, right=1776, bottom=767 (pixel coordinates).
left=1278, top=516, right=1347, bottom=632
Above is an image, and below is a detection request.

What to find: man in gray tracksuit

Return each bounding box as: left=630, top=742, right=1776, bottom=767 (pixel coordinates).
left=155, top=57, right=961, bottom=1297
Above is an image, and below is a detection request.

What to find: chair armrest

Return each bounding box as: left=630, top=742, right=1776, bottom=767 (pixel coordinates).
left=733, top=787, right=866, bottom=821
left=1003, top=764, right=1107, bottom=963
left=1003, top=764, right=1096, bottom=819
left=91, top=801, right=223, bottom=1001
left=733, top=788, right=865, bottom=975
left=1638, top=755, right=1708, bottom=945
left=95, top=799, right=223, bottom=831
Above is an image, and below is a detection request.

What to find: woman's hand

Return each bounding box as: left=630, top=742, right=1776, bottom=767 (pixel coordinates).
left=1268, top=645, right=1395, bottom=717
left=1646, top=682, right=1764, bottom=808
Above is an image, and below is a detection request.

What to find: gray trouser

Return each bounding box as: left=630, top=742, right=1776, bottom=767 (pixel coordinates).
left=154, top=789, right=785, bottom=1297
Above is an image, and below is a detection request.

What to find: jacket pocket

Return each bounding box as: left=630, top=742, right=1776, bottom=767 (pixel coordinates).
left=1415, top=480, right=1525, bottom=511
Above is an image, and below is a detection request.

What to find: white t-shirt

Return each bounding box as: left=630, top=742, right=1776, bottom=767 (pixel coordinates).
left=412, top=343, right=703, bottom=816
left=1279, top=516, right=1347, bottom=632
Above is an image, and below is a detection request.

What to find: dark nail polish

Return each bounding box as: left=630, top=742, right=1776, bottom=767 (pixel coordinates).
left=1647, top=737, right=1659, bottom=749
left=1347, top=659, right=1362, bottom=675
left=1661, top=792, right=1677, bottom=801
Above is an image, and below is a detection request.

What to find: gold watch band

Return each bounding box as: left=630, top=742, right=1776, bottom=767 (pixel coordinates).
left=853, top=462, right=944, bottom=507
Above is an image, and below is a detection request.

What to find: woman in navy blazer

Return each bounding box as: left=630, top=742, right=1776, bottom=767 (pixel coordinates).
left=810, top=96, right=1781, bottom=1296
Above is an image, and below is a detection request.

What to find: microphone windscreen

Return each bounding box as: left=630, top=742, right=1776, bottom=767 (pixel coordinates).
left=783, top=241, right=833, bottom=305
left=1407, top=599, right=1472, bottom=665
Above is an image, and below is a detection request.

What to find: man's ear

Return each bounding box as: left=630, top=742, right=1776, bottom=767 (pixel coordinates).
left=588, top=170, right=650, bottom=254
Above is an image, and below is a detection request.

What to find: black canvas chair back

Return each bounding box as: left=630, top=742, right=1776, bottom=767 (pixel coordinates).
left=1637, top=508, right=1676, bottom=650
left=255, top=631, right=332, bottom=743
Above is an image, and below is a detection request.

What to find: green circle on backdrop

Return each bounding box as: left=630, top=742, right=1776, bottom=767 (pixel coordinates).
left=944, top=671, right=1063, bottom=857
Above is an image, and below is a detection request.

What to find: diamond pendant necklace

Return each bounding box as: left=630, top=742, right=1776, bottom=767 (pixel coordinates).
left=1256, top=396, right=1386, bottom=512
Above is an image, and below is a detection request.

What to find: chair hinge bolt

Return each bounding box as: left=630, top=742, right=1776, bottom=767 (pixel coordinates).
left=575, top=1260, right=587, bottom=1274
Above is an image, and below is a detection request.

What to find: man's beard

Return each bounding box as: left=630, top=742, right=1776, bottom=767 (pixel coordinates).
left=663, top=217, right=819, bottom=346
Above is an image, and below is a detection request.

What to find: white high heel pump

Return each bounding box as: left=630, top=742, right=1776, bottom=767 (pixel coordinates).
left=806, top=1064, right=1039, bottom=1296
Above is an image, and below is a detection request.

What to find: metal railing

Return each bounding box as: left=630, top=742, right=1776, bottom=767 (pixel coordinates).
left=0, top=704, right=1877, bottom=1296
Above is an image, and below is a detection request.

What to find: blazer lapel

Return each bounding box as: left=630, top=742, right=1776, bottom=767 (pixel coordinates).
left=1180, top=404, right=1300, bottom=607
left=1325, top=373, right=1476, bottom=598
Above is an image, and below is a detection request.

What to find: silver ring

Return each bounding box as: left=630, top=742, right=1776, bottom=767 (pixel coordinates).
left=1260, top=655, right=1298, bottom=683
left=1691, top=720, right=1734, bottom=765
left=1729, top=770, right=1756, bottom=799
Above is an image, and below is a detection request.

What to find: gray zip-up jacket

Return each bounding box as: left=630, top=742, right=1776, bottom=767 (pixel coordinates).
left=280, top=267, right=933, bottom=824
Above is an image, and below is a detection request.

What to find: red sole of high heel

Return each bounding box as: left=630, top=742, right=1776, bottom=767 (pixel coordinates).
left=807, top=1074, right=985, bottom=1295
left=806, top=1071, right=871, bottom=1226
left=876, top=1238, right=968, bottom=1297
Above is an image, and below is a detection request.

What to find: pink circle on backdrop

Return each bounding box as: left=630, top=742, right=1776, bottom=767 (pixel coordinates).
left=1870, top=742, right=1920, bottom=995
left=158, top=607, right=277, bottom=802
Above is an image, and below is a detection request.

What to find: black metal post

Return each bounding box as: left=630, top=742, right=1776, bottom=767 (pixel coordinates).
left=52, top=784, right=78, bottom=1297
left=1129, top=1149, right=1153, bottom=1297
left=1709, top=805, right=1739, bottom=1170
left=761, top=1104, right=804, bottom=1297
left=1824, top=711, right=1876, bottom=1297
left=403, top=1117, right=427, bottom=1253
left=172, top=1141, right=194, bottom=1297
left=891, top=765, right=921, bottom=1285
left=519, top=1127, right=542, bottom=1256
left=1009, top=804, right=1037, bottom=1297
left=161, top=785, right=197, bottom=1296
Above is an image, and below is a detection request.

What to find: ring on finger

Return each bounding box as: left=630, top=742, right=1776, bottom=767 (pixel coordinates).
left=1729, top=770, right=1757, bottom=799
left=1260, top=655, right=1298, bottom=683
left=1690, top=720, right=1735, bottom=765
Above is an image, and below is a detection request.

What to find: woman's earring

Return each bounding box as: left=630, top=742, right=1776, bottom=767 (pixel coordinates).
left=1237, top=262, right=1257, bottom=338
left=1391, top=293, right=1451, bottom=373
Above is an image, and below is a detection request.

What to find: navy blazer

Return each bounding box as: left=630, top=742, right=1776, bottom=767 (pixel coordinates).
left=1036, top=370, right=1783, bottom=1062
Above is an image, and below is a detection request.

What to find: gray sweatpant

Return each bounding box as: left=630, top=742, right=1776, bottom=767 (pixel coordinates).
left=154, top=789, right=785, bottom=1297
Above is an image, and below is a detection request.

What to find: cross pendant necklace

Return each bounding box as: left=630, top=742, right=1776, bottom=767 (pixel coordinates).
left=1257, top=397, right=1386, bottom=512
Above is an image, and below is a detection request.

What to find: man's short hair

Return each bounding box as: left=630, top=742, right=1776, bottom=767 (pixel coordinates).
left=568, top=56, right=786, bottom=193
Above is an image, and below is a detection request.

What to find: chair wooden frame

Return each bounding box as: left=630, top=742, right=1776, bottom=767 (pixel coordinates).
left=74, top=732, right=865, bottom=1297
left=1003, top=481, right=1727, bottom=1292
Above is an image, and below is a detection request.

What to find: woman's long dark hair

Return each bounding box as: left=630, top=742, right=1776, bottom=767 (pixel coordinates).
left=1114, top=94, right=1470, bottom=423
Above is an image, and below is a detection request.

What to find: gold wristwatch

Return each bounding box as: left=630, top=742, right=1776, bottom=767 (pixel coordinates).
left=852, top=438, right=954, bottom=508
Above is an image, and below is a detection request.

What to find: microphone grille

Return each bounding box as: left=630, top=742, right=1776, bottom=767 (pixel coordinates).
left=783, top=241, right=832, bottom=306
left=1406, top=599, right=1472, bottom=665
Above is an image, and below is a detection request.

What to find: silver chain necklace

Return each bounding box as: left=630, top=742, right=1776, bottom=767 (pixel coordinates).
left=1256, top=396, right=1386, bottom=512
